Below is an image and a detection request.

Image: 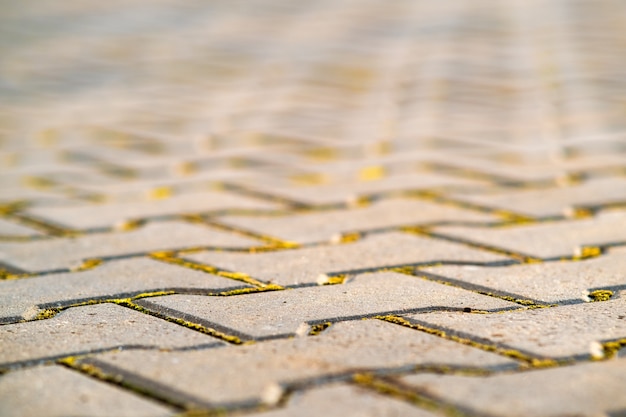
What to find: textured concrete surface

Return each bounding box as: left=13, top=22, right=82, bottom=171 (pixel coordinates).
left=1, top=0, right=625, bottom=416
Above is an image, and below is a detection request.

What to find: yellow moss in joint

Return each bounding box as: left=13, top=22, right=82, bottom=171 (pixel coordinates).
left=358, top=166, right=385, bottom=181
left=0, top=269, right=29, bottom=280
left=347, top=195, right=371, bottom=207
left=573, top=246, right=602, bottom=261
left=376, top=315, right=560, bottom=368
left=115, top=219, right=145, bottom=231
left=567, top=207, right=594, bottom=219
left=325, top=275, right=347, bottom=285
left=219, top=285, right=283, bottom=296
left=336, top=232, right=361, bottom=244
left=588, top=289, right=613, bottom=302
left=148, top=186, right=172, bottom=200
left=353, top=373, right=465, bottom=417
left=71, top=258, right=103, bottom=272
left=166, top=316, right=244, bottom=345
left=289, top=172, right=329, bottom=186
left=306, top=147, right=336, bottom=161
left=602, top=339, right=626, bottom=358
left=0, top=201, right=28, bottom=215
left=34, top=308, right=60, bottom=320
left=309, top=322, right=332, bottom=335
left=400, top=225, right=430, bottom=235
left=493, top=210, right=535, bottom=224
left=22, top=176, right=56, bottom=190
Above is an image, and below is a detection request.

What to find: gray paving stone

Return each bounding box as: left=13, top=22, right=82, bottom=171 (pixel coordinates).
left=0, top=365, right=174, bottom=417
left=218, top=198, right=496, bottom=245
left=446, top=177, right=626, bottom=218
left=0, top=218, right=42, bottom=237
left=403, top=292, right=626, bottom=359
left=256, top=383, right=436, bottom=417
left=433, top=211, right=626, bottom=259
left=0, top=258, right=249, bottom=321
left=233, top=172, right=488, bottom=206
left=420, top=246, right=626, bottom=304
left=0, top=220, right=260, bottom=272
left=0, top=303, right=222, bottom=366
left=427, top=152, right=626, bottom=183
left=137, top=272, right=515, bottom=339
left=399, top=358, right=626, bottom=417
left=186, top=232, right=510, bottom=286
left=24, top=191, right=279, bottom=229
left=86, top=320, right=516, bottom=407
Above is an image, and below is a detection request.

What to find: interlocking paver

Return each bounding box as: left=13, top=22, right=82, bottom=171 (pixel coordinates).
left=256, top=384, right=436, bottom=417
left=233, top=172, right=488, bottom=206
left=0, top=365, right=174, bottom=417
left=137, top=272, right=515, bottom=339
left=402, top=291, right=626, bottom=359
left=432, top=211, right=626, bottom=259
left=218, top=198, right=496, bottom=245
left=399, top=358, right=626, bottom=417
left=82, top=320, right=515, bottom=407
left=0, top=303, right=222, bottom=367
left=0, top=258, right=249, bottom=321
left=24, top=191, right=279, bottom=230
left=419, top=246, right=626, bottom=304
left=445, top=177, right=626, bottom=218
left=185, top=232, right=509, bottom=286
left=0, top=221, right=260, bottom=272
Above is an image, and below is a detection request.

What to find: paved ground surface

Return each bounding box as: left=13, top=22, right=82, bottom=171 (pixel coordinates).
left=1, top=0, right=626, bottom=416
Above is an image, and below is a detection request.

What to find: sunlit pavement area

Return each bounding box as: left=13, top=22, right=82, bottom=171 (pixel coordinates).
left=1, top=0, right=626, bottom=416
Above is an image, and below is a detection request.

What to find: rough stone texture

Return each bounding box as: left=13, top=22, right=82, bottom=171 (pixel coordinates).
left=86, top=320, right=515, bottom=407
left=403, top=292, right=626, bottom=359
left=256, top=384, right=437, bottom=417
left=0, top=365, right=175, bottom=417
left=218, top=198, right=496, bottom=244
left=400, top=358, right=626, bottom=417
left=186, top=232, right=509, bottom=286
left=138, top=272, right=515, bottom=339
left=434, top=211, right=626, bottom=259
left=0, top=258, right=249, bottom=321
left=0, top=304, right=222, bottom=366
left=0, top=221, right=260, bottom=272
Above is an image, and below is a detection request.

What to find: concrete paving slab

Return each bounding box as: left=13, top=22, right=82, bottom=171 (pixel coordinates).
left=218, top=198, right=496, bottom=245
left=0, top=258, right=249, bottom=321
left=0, top=221, right=260, bottom=272
left=85, top=320, right=516, bottom=407
left=233, top=172, right=488, bottom=206
left=186, top=232, right=510, bottom=286
left=137, top=272, right=515, bottom=339
left=419, top=246, right=626, bottom=304
left=445, top=177, right=626, bottom=218
left=403, top=292, right=626, bottom=359
left=433, top=211, right=626, bottom=259
left=0, top=303, right=222, bottom=367
left=24, top=191, right=279, bottom=230
left=0, top=365, right=175, bottom=417
left=399, top=358, right=626, bottom=417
